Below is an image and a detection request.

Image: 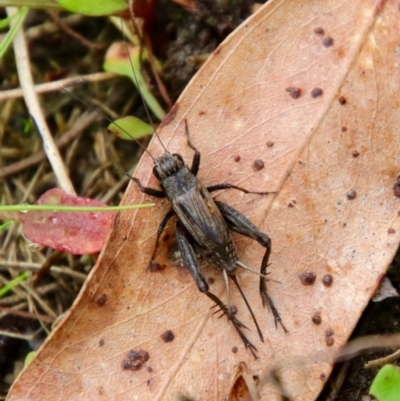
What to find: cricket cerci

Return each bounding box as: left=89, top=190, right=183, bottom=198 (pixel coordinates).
left=129, top=118, right=287, bottom=357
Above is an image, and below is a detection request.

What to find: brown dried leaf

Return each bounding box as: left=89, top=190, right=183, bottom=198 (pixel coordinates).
left=7, top=0, right=400, bottom=400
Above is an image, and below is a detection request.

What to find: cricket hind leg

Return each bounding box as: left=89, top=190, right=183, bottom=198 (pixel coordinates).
left=175, top=221, right=258, bottom=358
left=215, top=200, right=288, bottom=332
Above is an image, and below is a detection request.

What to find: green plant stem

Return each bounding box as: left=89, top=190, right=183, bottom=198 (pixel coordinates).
left=0, top=271, right=31, bottom=297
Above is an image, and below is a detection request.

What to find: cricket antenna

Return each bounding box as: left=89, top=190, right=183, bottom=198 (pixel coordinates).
left=230, top=275, right=264, bottom=343
left=120, top=19, right=168, bottom=154
left=60, top=87, right=156, bottom=163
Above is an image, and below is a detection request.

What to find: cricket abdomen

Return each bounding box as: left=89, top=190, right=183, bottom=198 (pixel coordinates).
left=207, top=241, right=238, bottom=273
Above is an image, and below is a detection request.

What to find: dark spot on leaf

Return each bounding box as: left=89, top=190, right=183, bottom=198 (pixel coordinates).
left=347, top=189, right=357, bottom=200
left=325, top=329, right=334, bottom=346
left=352, top=150, right=360, bottom=158
left=393, top=177, right=400, bottom=198
left=338, top=96, right=347, bottom=105
left=232, top=346, right=238, bottom=353
left=99, top=339, right=105, bottom=346
left=253, top=160, right=264, bottom=171
left=148, top=261, right=166, bottom=272
left=314, top=27, right=324, bottom=35
left=300, top=271, right=316, bottom=285
left=161, top=330, right=175, bottom=343
left=95, top=294, right=107, bottom=307
left=162, top=233, right=171, bottom=242
left=208, top=277, right=215, bottom=285
left=323, top=37, right=334, bottom=47
left=288, top=203, right=294, bottom=208
left=388, top=228, right=396, bottom=234
left=146, top=366, right=153, bottom=372
left=122, top=235, right=127, bottom=241
left=320, top=373, right=326, bottom=381
left=122, top=350, right=149, bottom=371
left=267, top=141, right=274, bottom=147
left=285, top=87, right=302, bottom=99
left=311, top=88, right=323, bottom=98
left=322, top=274, right=333, bottom=287
left=312, top=314, right=322, bottom=325
left=230, top=305, right=238, bottom=315
left=341, top=126, right=347, bottom=132
left=234, top=155, right=241, bottom=162
left=199, top=111, right=206, bottom=116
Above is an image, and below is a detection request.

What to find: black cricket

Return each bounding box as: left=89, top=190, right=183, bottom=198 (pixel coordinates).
left=130, top=120, right=287, bottom=357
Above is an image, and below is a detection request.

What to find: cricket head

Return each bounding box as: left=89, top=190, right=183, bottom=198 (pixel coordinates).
left=153, top=152, right=185, bottom=181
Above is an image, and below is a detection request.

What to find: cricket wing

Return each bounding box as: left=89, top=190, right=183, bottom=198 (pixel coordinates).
left=172, top=184, right=231, bottom=249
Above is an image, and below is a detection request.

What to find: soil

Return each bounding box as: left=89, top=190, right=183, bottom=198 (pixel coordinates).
left=0, top=1, right=399, bottom=399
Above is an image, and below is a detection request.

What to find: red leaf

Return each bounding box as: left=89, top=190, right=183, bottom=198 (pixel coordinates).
left=21, top=188, right=114, bottom=254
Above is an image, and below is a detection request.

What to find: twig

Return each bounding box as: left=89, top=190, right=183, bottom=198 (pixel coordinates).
left=7, top=7, right=75, bottom=195
left=46, top=10, right=101, bottom=49
left=0, top=72, right=117, bottom=101
left=0, top=282, right=61, bottom=305
left=365, top=349, right=400, bottom=368
left=334, top=334, right=400, bottom=363
left=0, top=306, right=55, bottom=323
left=0, top=111, right=99, bottom=178
left=0, top=329, right=37, bottom=341
left=0, top=260, right=87, bottom=281
left=19, top=281, right=57, bottom=317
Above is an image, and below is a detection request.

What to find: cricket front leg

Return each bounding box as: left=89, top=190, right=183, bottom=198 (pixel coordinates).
left=215, top=201, right=287, bottom=332
left=147, top=210, right=175, bottom=270
left=175, top=221, right=258, bottom=358
left=127, top=174, right=166, bottom=198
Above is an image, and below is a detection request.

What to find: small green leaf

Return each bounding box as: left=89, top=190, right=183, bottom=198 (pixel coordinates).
left=24, top=351, right=36, bottom=366
left=370, top=364, right=400, bottom=401
left=21, top=118, right=33, bottom=135
left=108, top=116, right=153, bottom=140
left=58, top=0, right=127, bottom=16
